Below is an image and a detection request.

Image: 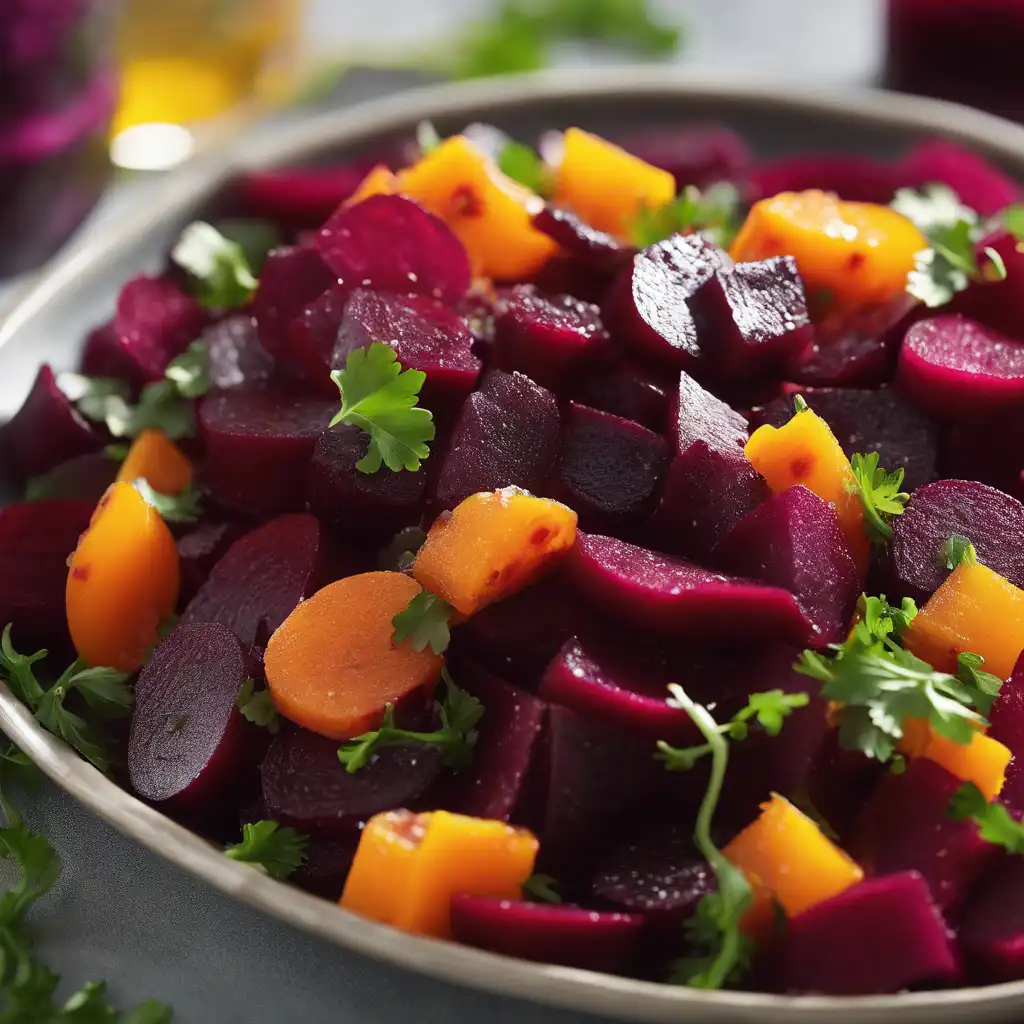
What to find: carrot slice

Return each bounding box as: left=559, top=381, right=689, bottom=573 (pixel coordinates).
left=341, top=809, right=538, bottom=938
left=115, top=429, right=192, bottom=495
left=413, top=488, right=578, bottom=617
left=345, top=163, right=400, bottom=207
left=66, top=482, right=180, bottom=671
left=264, top=571, right=443, bottom=740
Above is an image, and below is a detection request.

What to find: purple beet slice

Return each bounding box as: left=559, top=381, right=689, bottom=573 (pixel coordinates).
left=129, top=623, right=259, bottom=811
left=282, top=282, right=349, bottom=393
left=566, top=532, right=815, bottom=645
left=180, top=514, right=336, bottom=649
left=235, top=162, right=374, bottom=231
left=750, top=153, right=901, bottom=204
left=987, top=652, right=1024, bottom=815
left=1, top=365, right=102, bottom=481
left=617, top=125, right=752, bottom=190
left=176, top=520, right=245, bottom=606
left=959, top=856, right=1024, bottom=983
left=548, top=402, right=668, bottom=534
left=897, top=315, right=1024, bottom=419
left=333, top=289, right=481, bottom=419
left=784, top=872, right=959, bottom=995
left=530, top=206, right=628, bottom=272
left=291, top=834, right=360, bottom=899
left=198, top=388, right=335, bottom=516
left=21, top=452, right=116, bottom=504
left=714, top=486, right=859, bottom=644
left=602, top=234, right=732, bottom=371
left=201, top=314, right=275, bottom=391
left=431, top=370, right=559, bottom=512
left=307, top=424, right=427, bottom=544
left=572, top=359, right=671, bottom=433
left=954, top=226, right=1024, bottom=339
left=889, top=479, right=1024, bottom=603
left=493, top=286, right=608, bottom=391
left=450, top=895, right=644, bottom=975
left=850, top=758, right=998, bottom=912
left=314, top=194, right=470, bottom=304
left=260, top=726, right=442, bottom=836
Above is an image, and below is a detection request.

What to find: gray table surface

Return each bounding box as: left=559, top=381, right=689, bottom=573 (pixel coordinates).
left=6, top=2, right=881, bottom=1021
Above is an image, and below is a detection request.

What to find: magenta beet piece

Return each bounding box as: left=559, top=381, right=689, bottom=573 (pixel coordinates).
left=198, top=388, right=335, bottom=516
left=808, top=729, right=886, bottom=844
left=618, top=125, right=752, bottom=189
left=898, top=315, right=1024, bottom=419
left=80, top=322, right=139, bottom=384
left=282, top=283, right=349, bottom=393
left=603, top=234, right=732, bottom=371
left=180, top=514, right=335, bottom=648
left=315, top=194, right=470, bottom=304
left=750, top=153, right=900, bottom=204
left=450, top=895, right=644, bottom=974
left=112, top=275, right=208, bottom=385
left=434, top=657, right=545, bottom=820
left=201, top=314, right=275, bottom=391
left=751, top=384, right=938, bottom=492
left=22, top=452, right=116, bottom=504
left=530, top=206, right=628, bottom=272
left=954, top=226, right=1024, bottom=339
left=567, top=532, right=813, bottom=645
left=645, top=371, right=768, bottom=559
left=333, top=289, right=480, bottom=419
left=129, top=623, right=259, bottom=811
left=986, top=652, right=1024, bottom=815
left=573, top=359, right=671, bottom=433
left=0, top=500, right=92, bottom=653
left=235, top=163, right=372, bottom=230
left=851, top=758, right=998, bottom=912
left=960, top=857, right=1024, bottom=983
left=898, top=138, right=1022, bottom=216
left=784, top=872, right=959, bottom=995
left=291, top=834, right=360, bottom=899
left=251, top=245, right=336, bottom=369
left=260, top=726, right=442, bottom=836
left=432, top=370, right=559, bottom=512
left=493, top=287, right=608, bottom=391
left=940, top=406, right=1024, bottom=502
left=714, top=486, right=859, bottom=644
left=889, top=480, right=1024, bottom=603
left=176, top=520, right=245, bottom=606
left=548, top=402, right=667, bottom=534
left=307, top=424, right=426, bottom=544
left=1, top=365, right=102, bottom=482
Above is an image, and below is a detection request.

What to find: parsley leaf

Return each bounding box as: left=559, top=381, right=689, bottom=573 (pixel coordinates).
left=338, top=669, right=483, bottom=773
left=212, top=219, right=281, bottom=275
left=391, top=591, right=453, bottom=655
left=330, top=343, right=435, bottom=473
left=1005, top=204, right=1024, bottom=244
left=847, top=452, right=910, bottom=546
left=131, top=479, right=202, bottom=524
left=224, top=820, right=308, bottom=879
left=161, top=343, right=211, bottom=400
left=496, top=141, right=553, bottom=197
left=629, top=182, right=742, bottom=250
left=172, top=221, right=258, bottom=309
left=860, top=593, right=919, bottom=642
left=944, top=533, right=978, bottom=571
left=416, top=120, right=442, bottom=155
left=955, top=652, right=1003, bottom=715
left=522, top=873, right=562, bottom=904
left=235, top=678, right=280, bottom=734
left=949, top=782, right=1024, bottom=853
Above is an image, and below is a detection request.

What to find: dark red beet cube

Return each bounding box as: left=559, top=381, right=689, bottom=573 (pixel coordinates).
left=940, top=406, right=1024, bottom=503
left=572, top=358, right=671, bottom=433
left=235, top=162, right=373, bottom=231
left=176, top=520, right=245, bottom=606
left=201, top=314, right=275, bottom=391
left=954, top=227, right=1024, bottom=339
left=20, top=452, right=116, bottom=504
left=530, top=206, right=628, bottom=272
left=750, top=152, right=901, bottom=204
left=80, top=322, right=140, bottom=385
left=283, top=282, right=349, bottom=393
left=987, top=652, right=1024, bottom=816
left=960, top=856, right=1024, bottom=984
left=618, top=125, right=752, bottom=190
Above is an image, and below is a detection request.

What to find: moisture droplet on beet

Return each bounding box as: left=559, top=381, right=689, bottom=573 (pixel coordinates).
left=260, top=726, right=443, bottom=836
left=129, top=622, right=259, bottom=811
left=200, top=314, right=276, bottom=392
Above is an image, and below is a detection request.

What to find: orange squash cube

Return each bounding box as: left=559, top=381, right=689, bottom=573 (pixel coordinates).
left=345, top=163, right=400, bottom=207
left=115, top=428, right=192, bottom=495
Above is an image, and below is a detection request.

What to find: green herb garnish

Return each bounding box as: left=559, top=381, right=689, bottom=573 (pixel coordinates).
left=225, top=821, right=309, bottom=880
left=236, top=679, right=280, bottom=734
left=391, top=591, right=453, bottom=655
left=213, top=219, right=281, bottom=275
left=172, top=221, right=259, bottom=309
left=496, top=140, right=553, bottom=197
left=131, top=479, right=202, bottom=524
left=949, top=783, right=1024, bottom=853
left=630, top=182, right=742, bottom=250
left=522, top=873, right=562, bottom=904
left=943, top=534, right=978, bottom=571
left=847, top=452, right=910, bottom=546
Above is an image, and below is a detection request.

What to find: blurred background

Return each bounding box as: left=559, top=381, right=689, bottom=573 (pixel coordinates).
left=3, top=0, right=1021, bottom=280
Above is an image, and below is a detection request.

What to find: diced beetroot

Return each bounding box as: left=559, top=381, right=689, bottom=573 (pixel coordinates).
left=751, top=385, right=939, bottom=492
left=954, top=227, right=1024, bottom=339
left=291, top=834, right=360, bottom=899
left=198, top=388, right=335, bottom=516
left=434, top=656, right=545, bottom=820
left=0, top=500, right=92, bottom=653
left=530, top=206, right=629, bottom=272
left=989, top=656, right=1024, bottom=816
left=567, top=533, right=814, bottom=646
left=260, top=726, right=442, bottom=836
left=898, top=315, right=1024, bottom=419
left=602, top=234, right=732, bottom=372
left=889, top=479, right=1024, bottom=603
left=333, top=289, right=480, bottom=420
left=617, top=125, right=752, bottom=190
left=180, top=514, right=338, bottom=649
left=645, top=371, right=768, bottom=559
left=80, top=322, right=140, bottom=385
left=283, top=283, right=349, bottom=393
left=940, top=407, right=1024, bottom=502
left=306, top=425, right=426, bottom=545
left=201, top=314, right=276, bottom=391
left=450, top=895, right=644, bottom=975
left=314, top=194, right=470, bottom=304
left=129, top=623, right=261, bottom=811
left=714, top=486, right=859, bottom=644
left=784, top=872, right=959, bottom=995
left=851, top=758, right=998, bottom=912
left=175, top=520, right=245, bottom=606
left=493, top=287, right=608, bottom=391
left=898, top=138, right=1022, bottom=217
left=548, top=402, right=667, bottom=534
left=458, top=287, right=497, bottom=357
left=431, top=370, right=559, bottom=512
left=1, top=365, right=102, bottom=481
left=112, top=275, right=208, bottom=385
left=959, top=856, right=1024, bottom=983
left=21, top=452, right=116, bottom=504
left=572, top=359, right=671, bottom=433
left=749, top=153, right=901, bottom=204
left=234, top=162, right=374, bottom=231
left=808, top=729, right=885, bottom=844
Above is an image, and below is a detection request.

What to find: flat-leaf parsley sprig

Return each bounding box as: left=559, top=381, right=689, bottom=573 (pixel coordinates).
left=949, top=782, right=1024, bottom=854
left=848, top=452, right=910, bottom=546
left=225, top=821, right=309, bottom=880
left=330, top=342, right=436, bottom=474
left=392, top=590, right=453, bottom=655
left=172, top=221, right=259, bottom=310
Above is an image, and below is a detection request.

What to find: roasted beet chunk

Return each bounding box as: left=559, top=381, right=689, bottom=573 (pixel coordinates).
left=572, top=358, right=671, bottom=433
left=530, top=206, right=628, bottom=271
left=750, top=152, right=901, bottom=204
left=960, top=857, right=1024, bottom=983
left=333, top=289, right=480, bottom=420
left=201, top=314, right=275, bottom=391
left=618, top=124, right=752, bottom=189
left=176, top=520, right=245, bottom=605
left=548, top=402, right=667, bottom=534
left=284, top=283, right=350, bottom=392
left=989, top=655, right=1024, bottom=816
left=432, top=370, right=559, bottom=511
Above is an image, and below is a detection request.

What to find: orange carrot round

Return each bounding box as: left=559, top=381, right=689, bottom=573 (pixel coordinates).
left=264, top=571, right=443, bottom=740
left=115, top=429, right=192, bottom=495
left=66, top=482, right=180, bottom=671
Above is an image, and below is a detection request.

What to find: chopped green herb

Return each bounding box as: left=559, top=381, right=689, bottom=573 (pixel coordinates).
left=496, top=140, right=552, bottom=196
left=1004, top=204, right=1024, bottom=244
left=338, top=669, right=483, bottom=773
left=416, top=120, right=442, bottom=155
left=944, top=534, right=978, bottom=571
left=225, top=820, right=309, bottom=880
left=213, top=218, right=281, bottom=275
left=860, top=593, right=919, bottom=642
left=236, top=679, right=280, bottom=734
left=522, top=873, right=562, bottom=904
left=792, top=393, right=809, bottom=414
left=131, top=479, right=202, bottom=524
left=330, top=342, right=435, bottom=473
left=629, top=182, right=742, bottom=250
left=162, top=342, right=211, bottom=400
left=104, top=443, right=130, bottom=463
left=949, top=782, right=1024, bottom=853
left=955, top=652, right=1003, bottom=715
left=172, top=221, right=259, bottom=309
left=847, top=452, right=910, bottom=546
left=391, top=591, right=453, bottom=655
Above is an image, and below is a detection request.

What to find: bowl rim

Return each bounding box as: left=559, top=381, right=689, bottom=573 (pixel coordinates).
left=3, top=67, right=1024, bottom=1023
